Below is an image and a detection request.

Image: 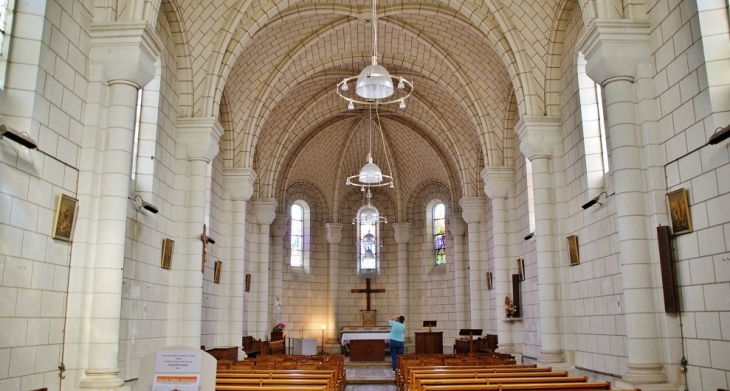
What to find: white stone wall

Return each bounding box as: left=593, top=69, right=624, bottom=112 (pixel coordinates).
left=653, top=1, right=730, bottom=389
left=0, top=2, right=90, bottom=390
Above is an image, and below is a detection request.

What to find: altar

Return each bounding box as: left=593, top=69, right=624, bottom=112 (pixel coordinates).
left=340, top=326, right=390, bottom=362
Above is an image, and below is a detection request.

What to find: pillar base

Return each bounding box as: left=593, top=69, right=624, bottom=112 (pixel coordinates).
left=622, top=363, right=668, bottom=385
left=537, top=349, right=565, bottom=364
left=78, top=368, right=124, bottom=388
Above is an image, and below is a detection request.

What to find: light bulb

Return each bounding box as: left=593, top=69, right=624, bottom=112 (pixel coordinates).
left=341, top=79, right=349, bottom=91
left=399, top=98, right=406, bottom=109
left=347, top=100, right=355, bottom=110
left=397, top=78, right=405, bottom=89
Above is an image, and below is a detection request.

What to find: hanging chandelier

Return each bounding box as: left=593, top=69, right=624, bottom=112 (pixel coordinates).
left=346, top=106, right=395, bottom=189
left=336, top=0, right=413, bottom=110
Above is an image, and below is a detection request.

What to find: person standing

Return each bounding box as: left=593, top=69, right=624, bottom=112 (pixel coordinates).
left=388, top=315, right=405, bottom=371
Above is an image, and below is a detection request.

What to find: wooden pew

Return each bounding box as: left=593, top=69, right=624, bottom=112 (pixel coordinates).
left=217, top=368, right=340, bottom=391
left=216, top=386, right=327, bottom=391
left=421, top=382, right=612, bottom=390
left=408, top=367, right=557, bottom=391
left=416, top=376, right=589, bottom=391
left=411, top=372, right=570, bottom=391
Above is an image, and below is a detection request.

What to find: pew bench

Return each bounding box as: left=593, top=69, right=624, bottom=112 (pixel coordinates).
left=408, top=368, right=559, bottom=390
left=420, top=381, right=612, bottom=391
left=415, top=376, right=589, bottom=391
left=216, top=386, right=327, bottom=391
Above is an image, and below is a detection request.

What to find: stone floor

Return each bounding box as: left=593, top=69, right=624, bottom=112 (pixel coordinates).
left=344, top=357, right=397, bottom=391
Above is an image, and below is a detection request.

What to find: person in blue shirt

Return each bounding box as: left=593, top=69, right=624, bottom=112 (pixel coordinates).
left=388, top=315, right=405, bottom=371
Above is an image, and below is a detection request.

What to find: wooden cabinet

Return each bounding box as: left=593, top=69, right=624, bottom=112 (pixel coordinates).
left=415, top=331, right=443, bottom=354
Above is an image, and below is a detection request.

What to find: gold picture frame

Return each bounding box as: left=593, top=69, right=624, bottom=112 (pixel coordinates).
left=214, top=261, right=222, bottom=284
left=667, top=188, right=692, bottom=235
left=245, top=273, right=251, bottom=292
left=486, top=272, right=494, bottom=290
left=161, top=238, right=174, bottom=269
left=52, top=194, right=78, bottom=242
left=567, top=235, right=580, bottom=266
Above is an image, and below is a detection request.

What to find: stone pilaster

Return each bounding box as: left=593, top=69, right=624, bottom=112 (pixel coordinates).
left=448, top=215, right=468, bottom=330
left=176, top=117, right=224, bottom=349
left=73, top=22, right=162, bottom=389
left=270, top=214, right=288, bottom=316
left=250, top=199, right=277, bottom=339
left=578, top=19, right=668, bottom=385
left=222, top=168, right=256, bottom=347
left=324, top=223, right=343, bottom=346
left=392, top=223, right=412, bottom=320
left=459, top=197, right=486, bottom=328
left=481, top=166, right=514, bottom=353
left=516, top=116, right=565, bottom=364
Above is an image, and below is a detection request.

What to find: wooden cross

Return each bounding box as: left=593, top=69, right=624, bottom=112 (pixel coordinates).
left=350, top=278, right=385, bottom=311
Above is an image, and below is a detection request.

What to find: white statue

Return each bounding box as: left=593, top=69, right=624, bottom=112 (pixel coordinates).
left=274, top=296, right=283, bottom=326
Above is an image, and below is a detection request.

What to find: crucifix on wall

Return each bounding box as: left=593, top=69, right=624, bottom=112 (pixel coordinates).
left=351, top=278, right=385, bottom=326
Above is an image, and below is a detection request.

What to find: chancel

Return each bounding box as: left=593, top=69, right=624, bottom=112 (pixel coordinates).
left=1, top=1, right=728, bottom=391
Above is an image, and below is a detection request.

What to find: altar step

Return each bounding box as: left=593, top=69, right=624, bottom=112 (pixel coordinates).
left=346, top=363, right=395, bottom=385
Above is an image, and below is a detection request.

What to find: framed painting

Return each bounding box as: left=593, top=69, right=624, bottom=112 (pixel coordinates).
left=245, top=273, right=251, bottom=292
left=486, top=272, right=493, bottom=290
left=161, top=238, right=174, bottom=269
left=52, top=194, right=78, bottom=242
left=214, top=261, right=222, bottom=284
left=667, top=188, right=692, bottom=235
left=567, top=235, right=580, bottom=266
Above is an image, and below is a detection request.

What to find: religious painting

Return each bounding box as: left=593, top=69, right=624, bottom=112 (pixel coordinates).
left=361, top=310, right=376, bottom=326
left=486, top=272, right=493, bottom=290
left=52, top=194, right=78, bottom=242
left=214, top=261, right=222, bottom=284
left=667, top=188, right=692, bottom=235
left=161, top=238, right=174, bottom=269
left=245, top=273, right=251, bottom=292
left=517, top=259, right=525, bottom=281
left=567, top=235, right=580, bottom=266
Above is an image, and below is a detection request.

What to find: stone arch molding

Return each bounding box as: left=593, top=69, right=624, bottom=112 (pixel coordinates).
left=194, top=0, right=548, bottom=140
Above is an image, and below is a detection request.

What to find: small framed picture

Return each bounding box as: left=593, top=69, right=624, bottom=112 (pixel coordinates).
left=517, top=259, right=525, bottom=281
left=161, top=238, right=174, bottom=269
left=666, top=188, right=692, bottom=235
left=486, top=272, right=494, bottom=290
left=245, top=273, right=251, bottom=292
left=567, top=235, right=580, bottom=266
left=52, top=194, right=79, bottom=242
left=214, top=261, right=222, bottom=284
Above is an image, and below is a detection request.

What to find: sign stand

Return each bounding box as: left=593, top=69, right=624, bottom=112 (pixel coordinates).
left=138, top=346, right=216, bottom=391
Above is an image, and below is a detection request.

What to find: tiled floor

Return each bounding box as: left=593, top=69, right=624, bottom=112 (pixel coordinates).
left=344, top=385, right=397, bottom=391
left=344, top=357, right=397, bottom=391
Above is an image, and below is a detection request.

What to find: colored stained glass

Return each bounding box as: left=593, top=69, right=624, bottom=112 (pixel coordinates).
left=291, top=204, right=303, bottom=267
left=433, top=203, right=446, bottom=265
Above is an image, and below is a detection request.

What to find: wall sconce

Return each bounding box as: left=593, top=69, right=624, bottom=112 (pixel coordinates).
left=129, top=195, right=159, bottom=214
left=708, top=125, right=730, bottom=145
left=0, top=124, right=37, bottom=149
left=582, top=191, right=615, bottom=210
left=523, top=232, right=534, bottom=241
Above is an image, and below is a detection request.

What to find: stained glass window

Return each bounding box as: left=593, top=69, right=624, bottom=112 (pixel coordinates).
left=359, top=216, right=377, bottom=270
left=0, top=0, right=7, bottom=58
left=291, top=203, right=304, bottom=267
left=433, top=202, right=446, bottom=265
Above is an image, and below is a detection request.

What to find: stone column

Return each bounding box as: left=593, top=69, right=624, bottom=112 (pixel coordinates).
left=392, top=223, right=412, bottom=320
left=578, top=20, right=667, bottom=385
left=270, top=214, right=289, bottom=311
left=459, top=197, right=486, bottom=327
left=222, top=168, right=256, bottom=347
left=325, top=223, right=343, bottom=346
left=516, top=116, right=564, bottom=364
left=251, top=199, right=277, bottom=339
left=75, top=22, right=161, bottom=389
left=482, top=166, right=514, bottom=353
left=177, top=118, right=224, bottom=348
left=448, top=215, right=468, bottom=331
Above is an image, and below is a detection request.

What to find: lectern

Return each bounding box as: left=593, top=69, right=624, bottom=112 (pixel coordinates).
left=415, top=321, right=442, bottom=354
left=458, top=329, right=483, bottom=355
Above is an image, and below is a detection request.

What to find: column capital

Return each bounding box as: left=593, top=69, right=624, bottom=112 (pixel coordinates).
left=481, top=166, right=513, bottom=199
left=459, top=197, right=485, bottom=224
left=516, top=116, right=562, bottom=160
left=222, top=168, right=257, bottom=201
left=392, top=222, right=413, bottom=244
left=90, top=22, right=162, bottom=87
left=325, top=223, right=344, bottom=244
left=177, top=117, right=224, bottom=162
left=576, top=19, right=651, bottom=85
left=271, top=214, right=289, bottom=238
left=251, top=198, right=278, bottom=226
left=448, top=214, right=466, bottom=236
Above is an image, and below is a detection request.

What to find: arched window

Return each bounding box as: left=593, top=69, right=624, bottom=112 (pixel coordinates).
left=525, top=158, right=536, bottom=234
left=433, top=202, right=446, bottom=265
left=577, top=51, right=610, bottom=193
left=0, top=0, right=16, bottom=90
left=290, top=200, right=310, bottom=268
left=357, top=203, right=381, bottom=277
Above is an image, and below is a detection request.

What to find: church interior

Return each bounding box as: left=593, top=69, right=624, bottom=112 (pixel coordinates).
left=0, top=0, right=729, bottom=390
